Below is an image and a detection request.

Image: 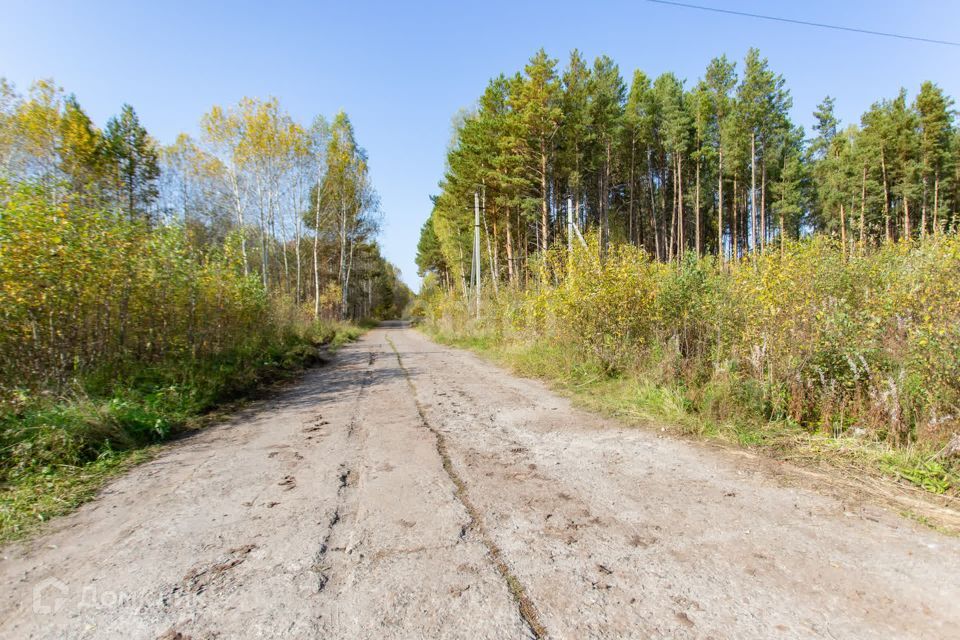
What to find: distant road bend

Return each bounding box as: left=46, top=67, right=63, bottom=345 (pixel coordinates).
left=2, top=322, right=958, bottom=639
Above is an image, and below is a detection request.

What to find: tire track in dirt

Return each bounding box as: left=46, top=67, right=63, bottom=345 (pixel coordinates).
left=386, top=335, right=548, bottom=640
left=312, top=346, right=378, bottom=593
left=394, top=325, right=960, bottom=639
left=5, top=326, right=957, bottom=639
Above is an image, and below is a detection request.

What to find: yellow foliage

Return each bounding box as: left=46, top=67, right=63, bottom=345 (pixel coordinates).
left=0, top=180, right=274, bottom=387
left=423, top=233, right=960, bottom=448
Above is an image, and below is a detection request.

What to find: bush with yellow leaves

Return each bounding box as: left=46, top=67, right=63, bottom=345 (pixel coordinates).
left=424, top=232, right=960, bottom=451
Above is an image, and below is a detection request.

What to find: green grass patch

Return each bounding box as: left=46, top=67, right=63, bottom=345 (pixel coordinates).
left=423, top=326, right=958, bottom=498
left=0, top=321, right=365, bottom=543
left=0, top=449, right=153, bottom=542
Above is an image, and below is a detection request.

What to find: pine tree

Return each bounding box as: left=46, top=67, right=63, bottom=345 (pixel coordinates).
left=690, top=81, right=713, bottom=256
left=772, top=135, right=806, bottom=253
left=513, top=50, right=562, bottom=252
left=416, top=217, right=447, bottom=283
left=654, top=74, right=690, bottom=259
left=737, top=49, right=788, bottom=252
left=588, top=55, right=625, bottom=248
left=104, top=104, right=160, bottom=223
left=704, top=56, right=737, bottom=260
left=914, top=81, right=955, bottom=235
left=559, top=51, right=591, bottom=231
left=622, top=70, right=654, bottom=248
left=889, top=90, right=921, bottom=239
left=427, top=47, right=960, bottom=266
left=860, top=100, right=895, bottom=241
left=810, top=97, right=856, bottom=252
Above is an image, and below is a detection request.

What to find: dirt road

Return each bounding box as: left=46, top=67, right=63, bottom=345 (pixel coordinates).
left=2, top=324, right=958, bottom=639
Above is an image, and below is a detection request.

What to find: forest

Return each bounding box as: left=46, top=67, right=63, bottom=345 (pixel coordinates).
left=418, top=48, right=960, bottom=492
left=0, top=78, right=409, bottom=536
left=419, top=48, right=958, bottom=283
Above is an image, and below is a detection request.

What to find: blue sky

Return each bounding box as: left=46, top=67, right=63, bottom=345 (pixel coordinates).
left=2, top=1, right=958, bottom=288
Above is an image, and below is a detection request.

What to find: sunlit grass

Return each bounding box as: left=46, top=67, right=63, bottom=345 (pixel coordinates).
left=426, top=327, right=958, bottom=498
left=0, top=321, right=365, bottom=542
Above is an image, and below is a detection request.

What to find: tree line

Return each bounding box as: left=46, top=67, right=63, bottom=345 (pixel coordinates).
left=417, top=48, right=958, bottom=287
left=0, top=79, right=409, bottom=386
left=0, top=79, right=409, bottom=323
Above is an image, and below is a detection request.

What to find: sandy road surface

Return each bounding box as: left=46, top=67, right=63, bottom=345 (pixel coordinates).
left=2, top=323, right=959, bottom=639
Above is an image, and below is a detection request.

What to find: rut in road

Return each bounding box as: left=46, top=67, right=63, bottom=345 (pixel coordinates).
left=313, top=347, right=376, bottom=594
left=1, top=324, right=959, bottom=640
left=387, top=334, right=548, bottom=639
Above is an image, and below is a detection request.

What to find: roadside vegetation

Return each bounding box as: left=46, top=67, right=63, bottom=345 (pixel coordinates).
left=416, top=48, right=960, bottom=498
left=418, top=236, right=960, bottom=497
left=0, top=79, right=409, bottom=541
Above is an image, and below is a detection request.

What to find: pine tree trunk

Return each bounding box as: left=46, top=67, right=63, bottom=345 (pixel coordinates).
left=732, top=176, right=739, bottom=260
left=779, top=209, right=785, bottom=257
left=629, top=139, right=636, bottom=245
left=677, top=152, right=685, bottom=258
left=603, top=141, right=612, bottom=249
left=718, top=149, right=724, bottom=261
left=904, top=195, right=911, bottom=240
left=573, top=146, right=581, bottom=231
left=660, top=159, right=668, bottom=260
left=482, top=192, right=498, bottom=295
left=750, top=132, right=757, bottom=253
left=954, top=161, right=960, bottom=233
left=881, top=148, right=891, bottom=242
left=695, top=152, right=701, bottom=257
left=597, top=172, right=604, bottom=243
left=458, top=242, right=468, bottom=299
left=522, top=222, right=528, bottom=288
left=505, top=209, right=515, bottom=286
left=668, top=157, right=676, bottom=262
left=540, top=142, right=549, bottom=252
left=860, top=164, right=867, bottom=248
left=760, top=161, right=766, bottom=252
left=921, top=177, right=928, bottom=238
left=648, top=149, right=660, bottom=260
left=933, top=173, right=940, bottom=234
left=840, top=203, right=847, bottom=261
left=492, top=217, right=500, bottom=290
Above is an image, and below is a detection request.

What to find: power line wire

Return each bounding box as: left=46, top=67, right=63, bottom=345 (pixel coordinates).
left=645, top=0, right=960, bottom=47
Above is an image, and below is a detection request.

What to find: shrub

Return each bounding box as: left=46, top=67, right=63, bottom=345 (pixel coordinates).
left=424, top=233, right=960, bottom=452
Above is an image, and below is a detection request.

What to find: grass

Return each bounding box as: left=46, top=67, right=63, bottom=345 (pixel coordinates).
left=425, top=327, right=960, bottom=504
left=0, top=449, right=154, bottom=539
left=0, top=321, right=365, bottom=543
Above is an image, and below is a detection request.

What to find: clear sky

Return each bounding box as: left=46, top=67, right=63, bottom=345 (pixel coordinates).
left=2, top=1, right=958, bottom=288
